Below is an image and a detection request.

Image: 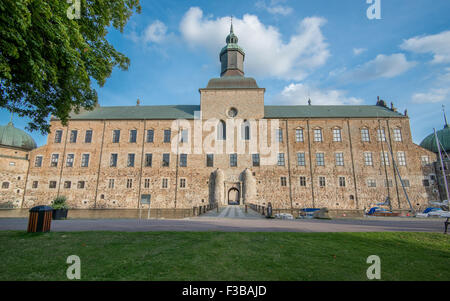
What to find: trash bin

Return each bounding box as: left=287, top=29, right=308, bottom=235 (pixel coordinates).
left=27, top=206, right=53, bottom=233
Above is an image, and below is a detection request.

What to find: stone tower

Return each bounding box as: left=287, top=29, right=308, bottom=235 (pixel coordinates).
left=220, top=22, right=245, bottom=77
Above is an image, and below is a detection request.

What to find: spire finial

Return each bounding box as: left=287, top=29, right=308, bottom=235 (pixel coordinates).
left=443, top=105, right=448, bottom=128
left=230, top=16, right=233, bottom=33
left=8, top=112, right=13, bottom=126
left=137, top=98, right=140, bottom=106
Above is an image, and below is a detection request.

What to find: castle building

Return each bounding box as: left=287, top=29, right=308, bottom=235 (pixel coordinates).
left=0, top=25, right=440, bottom=211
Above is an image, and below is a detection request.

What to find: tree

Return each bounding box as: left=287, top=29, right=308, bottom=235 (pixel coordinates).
left=0, top=0, right=141, bottom=134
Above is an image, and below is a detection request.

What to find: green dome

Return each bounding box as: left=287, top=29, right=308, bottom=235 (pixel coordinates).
left=420, top=125, right=450, bottom=153
left=0, top=122, right=37, bottom=151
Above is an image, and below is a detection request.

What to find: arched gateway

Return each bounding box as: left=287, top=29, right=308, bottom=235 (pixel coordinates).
left=228, top=188, right=240, bottom=205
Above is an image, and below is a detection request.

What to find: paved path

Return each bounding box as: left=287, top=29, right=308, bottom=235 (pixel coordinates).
left=200, top=205, right=263, bottom=219
left=0, top=215, right=446, bottom=233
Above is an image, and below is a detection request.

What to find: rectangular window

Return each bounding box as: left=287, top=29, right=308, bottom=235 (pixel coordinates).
left=297, top=153, right=305, bottom=166
left=393, top=128, right=402, bottom=142
left=32, top=181, right=38, bottom=189
left=64, top=181, right=71, bottom=189
left=164, top=129, right=171, bottom=143
left=364, top=152, right=373, bottom=166
left=316, top=153, right=325, bottom=166
left=207, top=154, right=214, bottom=167
left=162, top=153, right=170, bottom=167
left=112, top=130, right=120, bottom=143
left=277, top=153, right=285, bottom=166
left=280, top=177, right=287, bottom=186
left=180, top=178, right=186, bottom=188
left=402, top=179, right=410, bottom=187
left=129, top=129, right=137, bottom=143
left=385, top=179, right=393, bottom=187
left=319, top=177, right=326, bottom=187
left=127, top=154, right=135, bottom=167
left=144, top=178, right=150, bottom=188
left=180, top=129, right=188, bottom=143
left=146, top=129, right=154, bottom=143
left=51, top=154, right=59, bottom=167
left=361, top=128, right=370, bottom=142
left=162, top=178, right=168, bottom=189
left=339, top=176, right=346, bottom=187
left=421, top=156, right=430, bottom=165
left=422, top=179, right=430, bottom=187
left=314, top=129, right=323, bottom=142
left=333, top=129, right=342, bottom=142
left=145, top=154, right=152, bottom=167
left=276, top=129, right=283, bottom=142
left=299, top=176, right=306, bottom=187
left=397, top=152, right=406, bottom=166
left=110, top=154, right=118, bottom=167
left=251, top=154, right=260, bottom=167
left=35, top=156, right=43, bottom=167
left=230, top=153, right=237, bottom=167
left=66, top=154, right=74, bottom=167
left=367, top=179, right=376, bottom=188
left=49, top=181, right=57, bottom=189
left=85, top=130, right=93, bottom=143
left=381, top=152, right=390, bottom=166
left=54, top=130, right=63, bottom=143
left=77, top=181, right=85, bottom=189
left=295, top=128, right=304, bottom=142
left=377, top=128, right=386, bottom=141
left=335, top=153, right=344, bottom=166
left=126, top=179, right=133, bottom=189
left=69, top=130, right=78, bottom=143
left=81, top=154, right=90, bottom=167
left=180, top=154, right=187, bottom=167
left=108, top=179, right=115, bottom=189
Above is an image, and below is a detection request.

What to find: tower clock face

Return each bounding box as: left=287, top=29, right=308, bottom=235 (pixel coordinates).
left=228, top=107, right=238, bottom=118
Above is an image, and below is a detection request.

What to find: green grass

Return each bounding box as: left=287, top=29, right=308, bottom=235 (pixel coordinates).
left=0, top=231, right=449, bottom=281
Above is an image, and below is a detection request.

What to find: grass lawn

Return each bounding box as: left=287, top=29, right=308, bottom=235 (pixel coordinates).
left=0, top=231, right=448, bottom=281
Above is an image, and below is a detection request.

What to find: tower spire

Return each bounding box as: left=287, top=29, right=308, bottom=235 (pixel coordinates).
left=443, top=105, right=449, bottom=128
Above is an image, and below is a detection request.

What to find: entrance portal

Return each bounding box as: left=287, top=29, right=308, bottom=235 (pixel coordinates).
left=228, top=188, right=240, bottom=205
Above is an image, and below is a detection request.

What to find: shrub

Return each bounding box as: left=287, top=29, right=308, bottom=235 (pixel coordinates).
left=51, top=196, right=68, bottom=210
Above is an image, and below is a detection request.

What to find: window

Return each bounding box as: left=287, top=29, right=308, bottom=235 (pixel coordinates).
left=333, top=128, right=342, bottom=142
left=2, top=182, right=9, bottom=189
left=385, top=179, right=393, bottom=187
left=35, top=156, right=43, bottom=167
left=393, top=128, right=402, bottom=142
left=217, top=120, right=226, bottom=140
left=180, top=154, right=187, bottom=167
left=54, top=130, right=63, bottom=143
left=297, top=153, right=305, bottom=166
left=66, top=154, right=74, bottom=167
left=145, top=154, right=152, bottom=167
left=277, top=153, right=285, bottom=166
left=242, top=121, right=250, bottom=140
left=397, top=152, right=406, bottom=166
left=295, top=128, right=304, bottom=142
left=319, top=177, right=326, bottom=187
left=144, top=178, right=150, bottom=188
left=77, top=181, right=85, bottom=189
left=162, top=178, right=168, bottom=189
left=377, top=128, right=386, bottom=141
left=339, top=176, right=346, bottom=187
left=126, top=179, right=133, bottom=189
left=180, top=129, right=188, bottom=143
left=108, top=179, right=115, bottom=189
left=402, top=179, right=410, bottom=187
left=316, top=153, right=325, bottom=166
left=129, top=129, right=137, bottom=143
left=361, top=128, right=370, bottom=142
left=206, top=154, right=214, bottom=167
left=381, top=152, right=390, bottom=166
left=299, top=176, right=306, bottom=187
left=112, top=130, right=120, bottom=143
left=276, top=128, right=283, bottom=142
left=81, top=154, right=89, bottom=167
left=110, top=154, right=118, bottom=167
left=314, top=129, right=323, bottom=142
left=85, top=130, right=93, bottom=143
left=230, top=154, right=237, bottom=167
left=146, top=129, right=154, bottom=143
left=367, top=179, right=376, bottom=188
left=49, top=181, right=57, bottom=189
left=127, top=154, right=135, bottom=167
left=252, top=154, right=260, bottom=167
left=364, top=152, right=373, bottom=166
left=421, top=156, right=430, bottom=165
left=51, top=154, right=59, bottom=167
left=162, top=153, right=170, bottom=167
left=164, top=129, right=171, bottom=143
left=280, top=177, right=287, bottom=186
left=180, top=178, right=186, bottom=188
left=64, top=181, right=71, bottom=189
left=422, top=179, right=430, bottom=187
left=335, top=153, right=344, bottom=166
left=32, top=181, right=38, bottom=189
left=69, top=130, right=78, bottom=143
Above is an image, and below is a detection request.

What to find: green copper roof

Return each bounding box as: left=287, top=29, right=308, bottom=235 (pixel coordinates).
left=0, top=122, right=37, bottom=150
left=62, top=104, right=406, bottom=121
left=205, top=76, right=259, bottom=89
left=419, top=126, right=450, bottom=153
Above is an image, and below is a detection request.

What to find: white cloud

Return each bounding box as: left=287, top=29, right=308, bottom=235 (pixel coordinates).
left=128, top=20, right=169, bottom=44
left=353, top=48, right=367, bottom=55
left=277, top=83, right=364, bottom=105
left=412, top=69, right=450, bottom=104
left=346, top=53, right=416, bottom=81
left=400, top=31, right=450, bottom=64
left=179, top=7, right=330, bottom=80
left=256, top=0, right=293, bottom=16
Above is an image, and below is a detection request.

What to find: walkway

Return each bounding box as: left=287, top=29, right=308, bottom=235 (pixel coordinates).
left=199, top=205, right=263, bottom=219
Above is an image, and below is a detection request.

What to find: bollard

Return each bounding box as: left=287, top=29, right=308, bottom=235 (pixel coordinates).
left=245, top=205, right=248, bottom=213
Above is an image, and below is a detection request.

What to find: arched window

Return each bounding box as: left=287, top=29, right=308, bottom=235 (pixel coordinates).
left=2, top=182, right=9, bottom=189
left=241, top=120, right=250, bottom=140
left=217, top=120, right=226, bottom=140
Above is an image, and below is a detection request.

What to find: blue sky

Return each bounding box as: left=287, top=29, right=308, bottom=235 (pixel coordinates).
left=2, top=0, right=450, bottom=147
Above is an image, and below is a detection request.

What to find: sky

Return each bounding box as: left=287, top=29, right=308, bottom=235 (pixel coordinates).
left=2, top=0, right=450, bottom=147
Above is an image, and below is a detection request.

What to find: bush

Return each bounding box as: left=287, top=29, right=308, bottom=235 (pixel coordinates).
left=51, top=196, right=68, bottom=210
